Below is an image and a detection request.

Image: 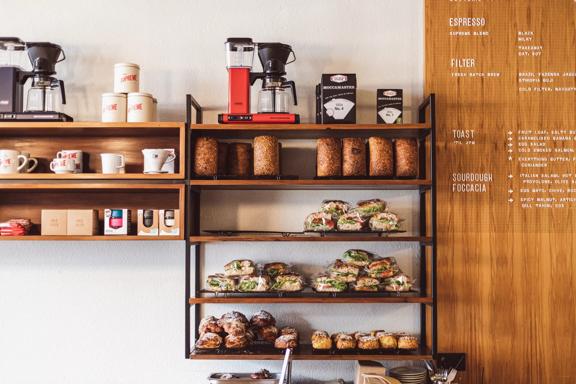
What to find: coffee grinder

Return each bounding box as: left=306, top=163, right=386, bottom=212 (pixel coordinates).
left=0, top=37, right=72, bottom=121
left=218, top=38, right=299, bottom=124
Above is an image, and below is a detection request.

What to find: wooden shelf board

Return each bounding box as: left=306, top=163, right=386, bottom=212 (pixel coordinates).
left=0, top=121, right=185, bottom=137
left=0, top=121, right=184, bottom=129
left=193, top=123, right=430, bottom=130
left=0, top=182, right=185, bottom=190
left=0, top=173, right=185, bottom=180
left=189, top=345, right=432, bottom=361
left=190, top=179, right=431, bottom=190
left=189, top=296, right=433, bottom=304
left=190, top=235, right=432, bottom=243
left=0, top=235, right=183, bottom=241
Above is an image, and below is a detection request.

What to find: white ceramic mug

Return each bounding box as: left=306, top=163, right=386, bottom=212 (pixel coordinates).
left=160, top=148, right=176, bottom=174
left=142, top=149, right=176, bottom=174
left=0, top=149, right=26, bottom=174
left=100, top=153, right=126, bottom=174
left=50, top=158, right=76, bottom=174
left=18, top=152, right=38, bottom=173
left=56, top=150, right=83, bottom=173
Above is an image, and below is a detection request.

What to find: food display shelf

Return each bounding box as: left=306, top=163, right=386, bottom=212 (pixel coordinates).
left=190, top=234, right=432, bottom=243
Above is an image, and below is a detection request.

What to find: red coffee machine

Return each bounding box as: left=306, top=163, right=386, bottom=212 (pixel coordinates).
left=218, top=38, right=299, bottom=124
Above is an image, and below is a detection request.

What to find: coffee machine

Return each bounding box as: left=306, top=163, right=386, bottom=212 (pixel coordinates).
left=218, top=38, right=299, bottom=124
left=0, top=37, right=72, bottom=121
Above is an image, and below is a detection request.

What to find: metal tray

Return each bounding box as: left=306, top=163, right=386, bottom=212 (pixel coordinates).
left=208, top=373, right=279, bottom=384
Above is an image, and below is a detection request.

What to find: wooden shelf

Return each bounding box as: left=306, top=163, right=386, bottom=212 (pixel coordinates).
left=190, top=179, right=432, bottom=190
left=190, top=123, right=431, bottom=139
left=189, top=296, right=433, bottom=304
left=0, top=235, right=182, bottom=241
left=190, top=234, right=432, bottom=244
left=0, top=121, right=185, bottom=135
left=189, top=345, right=432, bottom=361
left=0, top=173, right=184, bottom=180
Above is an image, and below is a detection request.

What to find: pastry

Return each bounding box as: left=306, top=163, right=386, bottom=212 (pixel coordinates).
left=258, top=325, right=279, bottom=343
left=316, top=137, right=342, bottom=177
left=354, top=332, right=370, bottom=340
left=377, top=332, right=398, bottom=349
left=218, top=311, right=249, bottom=336
left=264, top=262, right=289, bottom=278
left=335, top=334, right=357, bottom=350
left=195, top=332, right=222, bottom=349
left=217, top=142, right=228, bottom=175
left=251, top=370, right=272, bottom=379
left=336, top=211, right=367, bottom=231
left=369, top=211, right=401, bottom=232
left=342, top=137, right=367, bottom=176
left=313, top=274, right=348, bottom=292
left=398, top=335, right=419, bottom=350
left=246, top=327, right=257, bottom=342
left=329, top=259, right=360, bottom=283
left=395, top=138, right=418, bottom=177
left=366, top=258, right=400, bottom=279
left=354, top=276, right=380, bottom=292
left=368, top=137, right=393, bottom=177
left=225, top=334, right=251, bottom=349
left=224, top=259, right=255, bottom=276
left=320, top=200, right=351, bottom=218
left=253, top=135, right=280, bottom=176
left=193, top=137, right=218, bottom=176
left=199, top=315, right=223, bottom=334
left=250, top=310, right=276, bottom=327
left=383, top=273, right=413, bottom=292
left=342, top=249, right=374, bottom=267
left=311, top=330, right=332, bottom=350
left=238, top=275, right=270, bottom=292
left=358, top=335, right=380, bottom=350
left=274, top=334, right=298, bottom=349
left=304, top=212, right=336, bottom=232
left=280, top=327, right=298, bottom=338
left=272, top=272, right=304, bottom=292
left=227, top=142, right=252, bottom=177
left=353, top=199, right=386, bottom=218
left=206, top=274, right=236, bottom=292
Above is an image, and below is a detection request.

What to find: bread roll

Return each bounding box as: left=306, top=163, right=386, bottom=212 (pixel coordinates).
left=316, top=137, right=342, bottom=177
left=342, top=138, right=366, bottom=177
left=193, top=137, right=218, bottom=176
left=217, top=142, right=228, bottom=175
left=227, top=143, right=251, bottom=177
left=395, top=138, right=418, bottom=177
left=253, top=136, right=280, bottom=176
left=368, top=137, right=393, bottom=177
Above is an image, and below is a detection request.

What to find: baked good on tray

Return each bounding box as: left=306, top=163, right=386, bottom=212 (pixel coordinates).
left=218, top=311, right=249, bottom=336
left=342, top=249, right=374, bottom=267
left=334, top=333, right=357, bottom=350
left=357, top=335, right=380, bottom=350
left=224, top=259, right=255, bottom=276
left=397, top=335, right=419, bottom=350
left=369, top=211, right=400, bottom=232
left=353, top=199, right=386, bottom=218
left=263, top=262, right=289, bottom=278
left=368, top=137, right=394, bottom=177
left=280, top=327, right=298, bottom=339
left=311, top=330, right=332, bottom=350
left=316, top=137, right=342, bottom=177
left=383, top=273, right=413, bottom=292
left=257, top=325, right=279, bottom=343
left=342, top=137, right=367, bottom=177
left=206, top=274, right=236, bottom=292
left=271, top=272, right=304, bottom=292
left=195, top=332, right=222, bottom=349
left=354, top=276, right=380, bottom=292
left=227, top=142, right=252, bottom=177
left=304, top=212, right=336, bottom=232
left=336, top=211, right=367, bottom=231
left=320, top=199, right=351, bottom=218
left=199, top=315, right=223, bottom=335
left=313, top=274, right=348, bottom=292
left=253, top=135, right=280, bottom=176
left=376, top=332, right=398, bottom=349
left=250, top=310, right=276, bottom=327
left=238, top=275, right=270, bottom=292
left=395, top=138, right=418, bottom=177
left=366, top=258, right=400, bottom=279
left=274, top=334, right=298, bottom=349
left=329, top=259, right=360, bottom=283
left=225, top=334, right=251, bottom=349
left=193, top=137, right=218, bottom=176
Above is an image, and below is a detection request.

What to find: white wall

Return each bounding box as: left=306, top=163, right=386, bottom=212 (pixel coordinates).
left=0, top=1, right=424, bottom=383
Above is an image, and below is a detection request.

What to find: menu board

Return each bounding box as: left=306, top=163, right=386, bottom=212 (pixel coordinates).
left=426, top=1, right=576, bottom=382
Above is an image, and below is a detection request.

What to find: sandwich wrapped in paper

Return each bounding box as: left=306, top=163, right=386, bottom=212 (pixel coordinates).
left=342, top=249, right=374, bottom=267
left=237, top=275, right=271, bottom=292
left=271, top=272, right=304, bottom=292
left=336, top=211, right=367, bottom=231
left=366, top=257, right=400, bottom=279
left=304, top=211, right=336, bottom=232
left=369, top=211, right=401, bottom=232
left=320, top=200, right=351, bottom=218
left=206, top=274, right=236, bottom=292
left=352, top=199, right=387, bottom=218
left=224, top=259, right=255, bottom=276
left=383, top=272, right=413, bottom=292
left=329, top=259, right=360, bottom=282
left=312, top=273, right=348, bottom=292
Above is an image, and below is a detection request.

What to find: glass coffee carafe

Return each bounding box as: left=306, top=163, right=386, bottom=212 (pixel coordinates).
left=257, top=79, right=297, bottom=113
left=26, top=77, right=66, bottom=112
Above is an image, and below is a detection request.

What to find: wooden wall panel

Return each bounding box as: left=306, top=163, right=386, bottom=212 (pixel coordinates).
left=426, top=1, right=576, bottom=383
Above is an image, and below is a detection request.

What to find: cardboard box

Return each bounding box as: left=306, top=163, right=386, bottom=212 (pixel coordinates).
left=137, top=209, right=159, bottom=236
left=41, top=210, right=68, bottom=236
left=67, top=210, right=98, bottom=236
left=159, top=209, right=180, bottom=236
left=377, top=89, right=403, bottom=124
left=317, top=74, right=357, bottom=124
left=104, top=209, right=131, bottom=235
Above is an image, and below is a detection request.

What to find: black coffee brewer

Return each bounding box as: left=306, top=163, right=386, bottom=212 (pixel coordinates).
left=0, top=37, right=72, bottom=121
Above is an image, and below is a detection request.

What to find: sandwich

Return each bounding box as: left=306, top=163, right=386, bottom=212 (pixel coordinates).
left=353, top=199, right=386, bottom=218
left=383, top=273, right=413, bottom=292
left=366, top=258, right=400, bottom=279
left=329, top=259, right=360, bottom=283
left=342, top=249, right=374, bottom=267
left=304, top=212, right=336, bottom=232
left=206, top=274, right=236, bottom=292
left=237, top=275, right=270, bottom=292
left=264, top=262, right=289, bottom=278
left=336, top=211, right=366, bottom=231
left=224, top=259, right=255, bottom=276
left=271, top=272, right=304, bottom=292
left=354, top=276, right=381, bottom=292
left=369, top=211, right=401, bottom=232
left=313, top=274, right=348, bottom=292
left=320, top=200, right=351, bottom=218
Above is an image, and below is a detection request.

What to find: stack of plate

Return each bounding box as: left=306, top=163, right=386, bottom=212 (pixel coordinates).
left=388, top=366, right=428, bottom=384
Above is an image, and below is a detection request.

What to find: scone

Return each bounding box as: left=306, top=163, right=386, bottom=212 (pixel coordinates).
left=357, top=335, right=380, bottom=350
left=225, top=334, right=251, bottom=349
left=198, top=315, right=223, bottom=335
left=195, top=332, right=222, bottom=349
left=335, top=334, right=357, bottom=350
left=274, top=334, right=298, bottom=349
left=311, top=330, right=332, bottom=350
left=250, top=310, right=276, bottom=327
left=258, top=325, right=279, bottom=343
left=376, top=332, right=398, bottom=349
left=398, top=335, right=419, bottom=350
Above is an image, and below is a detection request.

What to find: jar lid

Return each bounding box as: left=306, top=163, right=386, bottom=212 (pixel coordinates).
left=114, top=62, right=140, bottom=69
left=128, top=92, right=153, bottom=98
left=102, top=92, right=127, bottom=98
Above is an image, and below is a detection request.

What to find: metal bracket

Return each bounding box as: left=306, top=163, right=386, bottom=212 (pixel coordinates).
left=436, top=353, right=466, bottom=371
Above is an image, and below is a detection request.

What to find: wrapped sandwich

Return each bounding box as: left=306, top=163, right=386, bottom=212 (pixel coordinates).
left=336, top=211, right=367, bottom=231
left=342, top=249, right=374, bottom=267
left=383, top=273, right=413, bottom=292
left=237, top=275, right=271, bottom=292
left=271, top=272, right=304, bottom=292
left=353, top=199, right=387, bottom=218
left=320, top=200, right=351, bottom=218
left=304, top=212, right=336, bottom=232
left=366, top=258, right=400, bottom=279
left=313, top=274, right=348, bottom=292
left=224, top=259, right=255, bottom=276
left=354, top=276, right=381, bottom=292
left=264, top=262, right=289, bottom=278
left=329, top=259, right=360, bottom=283
left=206, top=274, right=236, bottom=292
left=369, top=211, right=401, bottom=232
